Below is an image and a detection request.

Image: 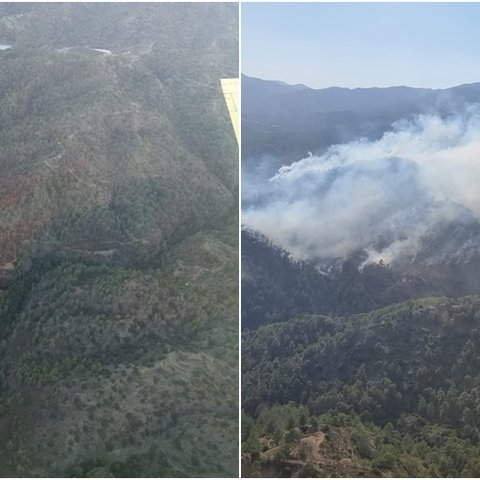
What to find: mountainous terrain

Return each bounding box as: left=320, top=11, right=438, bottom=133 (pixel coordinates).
left=242, top=216, right=480, bottom=331
left=242, top=74, right=480, bottom=172
left=242, top=76, right=480, bottom=476
left=0, top=3, right=238, bottom=477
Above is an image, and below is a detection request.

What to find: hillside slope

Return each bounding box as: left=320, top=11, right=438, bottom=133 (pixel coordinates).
left=0, top=4, right=238, bottom=477
left=242, top=296, right=480, bottom=477
left=242, top=222, right=480, bottom=331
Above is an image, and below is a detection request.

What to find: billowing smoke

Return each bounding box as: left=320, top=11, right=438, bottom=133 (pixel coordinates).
left=242, top=105, right=480, bottom=265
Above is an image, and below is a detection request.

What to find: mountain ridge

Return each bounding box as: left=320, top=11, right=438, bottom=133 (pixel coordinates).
left=242, top=74, right=480, bottom=163
left=243, top=73, right=480, bottom=93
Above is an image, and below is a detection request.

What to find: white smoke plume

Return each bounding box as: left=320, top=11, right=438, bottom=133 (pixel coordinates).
left=243, top=105, right=480, bottom=265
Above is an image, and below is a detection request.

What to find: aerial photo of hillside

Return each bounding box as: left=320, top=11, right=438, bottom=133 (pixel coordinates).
left=0, top=3, right=238, bottom=477
left=241, top=3, right=480, bottom=477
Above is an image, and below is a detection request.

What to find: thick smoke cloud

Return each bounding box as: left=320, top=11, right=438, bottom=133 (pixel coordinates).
left=243, top=106, right=480, bottom=265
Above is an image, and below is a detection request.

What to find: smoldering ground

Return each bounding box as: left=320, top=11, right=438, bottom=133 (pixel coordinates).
left=242, top=105, right=480, bottom=267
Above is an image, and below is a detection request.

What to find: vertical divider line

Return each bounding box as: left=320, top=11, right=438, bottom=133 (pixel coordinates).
left=238, top=1, right=242, bottom=477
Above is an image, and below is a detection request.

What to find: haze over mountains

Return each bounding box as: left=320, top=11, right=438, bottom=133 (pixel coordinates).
left=242, top=75, right=480, bottom=476
left=0, top=3, right=238, bottom=477
left=242, top=74, right=480, bottom=165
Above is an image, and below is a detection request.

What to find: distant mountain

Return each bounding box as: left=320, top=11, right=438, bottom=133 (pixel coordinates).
left=0, top=3, right=238, bottom=477
left=242, top=74, right=480, bottom=166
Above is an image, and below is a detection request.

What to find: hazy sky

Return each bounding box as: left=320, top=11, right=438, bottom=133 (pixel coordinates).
left=242, top=3, right=480, bottom=89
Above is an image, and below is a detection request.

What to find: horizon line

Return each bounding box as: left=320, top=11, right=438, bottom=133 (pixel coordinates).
left=242, top=73, right=480, bottom=92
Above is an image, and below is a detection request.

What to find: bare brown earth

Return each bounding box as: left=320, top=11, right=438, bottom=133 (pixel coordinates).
left=244, top=427, right=389, bottom=478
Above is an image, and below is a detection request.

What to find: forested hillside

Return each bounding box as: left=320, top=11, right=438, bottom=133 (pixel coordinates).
left=242, top=296, right=480, bottom=477
left=0, top=3, right=238, bottom=477
left=243, top=213, right=480, bottom=478
left=242, top=225, right=480, bottom=331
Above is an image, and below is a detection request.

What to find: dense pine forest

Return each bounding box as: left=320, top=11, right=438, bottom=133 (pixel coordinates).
left=243, top=295, right=480, bottom=477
